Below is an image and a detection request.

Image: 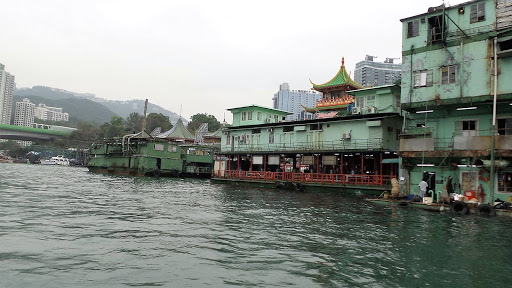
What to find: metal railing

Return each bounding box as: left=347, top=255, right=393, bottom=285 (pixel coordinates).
left=224, top=138, right=384, bottom=153
left=219, top=170, right=394, bottom=187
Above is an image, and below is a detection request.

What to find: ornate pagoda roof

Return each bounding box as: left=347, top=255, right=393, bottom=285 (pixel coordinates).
left=301, top=96, right=354, bottom=113
left=310, top=58, right=363, bottom=92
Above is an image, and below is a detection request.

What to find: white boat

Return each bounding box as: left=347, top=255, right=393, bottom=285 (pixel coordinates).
left=40, top=159, right=57, bottom=165
left=49, top=155, right=70, bottom=166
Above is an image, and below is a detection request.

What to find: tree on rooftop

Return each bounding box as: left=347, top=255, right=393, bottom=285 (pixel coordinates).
left=187, top=113, right=221, bottom=132
left=125, top=112, right=143, bottom=133
left=145, top=113, right=173, bottom=133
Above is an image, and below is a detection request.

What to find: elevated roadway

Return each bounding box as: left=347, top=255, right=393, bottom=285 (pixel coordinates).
left=0, top=124, right=72, bottom=141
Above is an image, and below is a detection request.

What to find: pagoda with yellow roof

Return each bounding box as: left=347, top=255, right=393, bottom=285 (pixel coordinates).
left=303, top=58, right=363, bottom=114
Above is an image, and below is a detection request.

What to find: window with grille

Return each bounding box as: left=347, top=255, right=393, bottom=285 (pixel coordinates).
left=242, top=112, right=247, bottom=121
left=441, top=66, right=456, bottom=84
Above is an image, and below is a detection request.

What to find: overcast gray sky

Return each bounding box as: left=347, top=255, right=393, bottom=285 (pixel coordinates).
left=1, top=0, right=466, bottom=123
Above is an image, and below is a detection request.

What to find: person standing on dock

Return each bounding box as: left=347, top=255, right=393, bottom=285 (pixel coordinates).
left=418, top=179, right=428, bottom=198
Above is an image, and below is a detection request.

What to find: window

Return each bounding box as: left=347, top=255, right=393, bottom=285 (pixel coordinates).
left=498, top=172, right=512, bottom=193
left=168, top=145, right=177, bottom=152
left=357, top=95, right=376, bottom=108
left=283, top=126, right=293, bottom=132
left=226, top=134, right=231, bottom=145
left=470, top=3, right=485, bottom=24
left=498, top=118, right=512, bottom=135
left=274, top=115, right=279, bottom=122
left=310, top=123, right=323, bottom=131
left=428, top=16, right=446, bottom=43
left=441, top=66, right=456, bottom=84
left=460, top=120, right=477, bottom=136
left=407, top=20, right=420, bottom=38
left=413, top=70, right=432, bottom=87
left=257, top=112, right=262, bottom=121
left=248, top=111, right=253, bottom=121
left=252, top=129, right=261, bottom=134
left=269, top=133, right=274, bottom=144
left=154, top=143, right=164, bottom=151
left=242, top=112, right=247, bottom=121
left=356, top=97, right=365, bottom=109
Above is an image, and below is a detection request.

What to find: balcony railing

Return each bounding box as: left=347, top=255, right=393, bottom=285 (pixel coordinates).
left=224, top=138, right=384, bottom=153
left=400, top=129, right=512, bottom=152
left=217, top=170, right=394, bottom=187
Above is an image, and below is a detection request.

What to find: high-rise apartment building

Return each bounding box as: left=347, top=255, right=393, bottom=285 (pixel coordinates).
left=272, top=83, right=322, bottom=121
left=34, top=103, right=69, bottom=122
left=14, top=98, right=35, bottom=127
left=354, top=55, right=402, bottom=87
left=0, top=63, right=16, bottom=125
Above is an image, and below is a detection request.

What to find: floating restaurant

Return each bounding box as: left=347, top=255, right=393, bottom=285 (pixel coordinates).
left=212, top=59, right=403, bottom=193
left=213, top=0, right=512, bottom=212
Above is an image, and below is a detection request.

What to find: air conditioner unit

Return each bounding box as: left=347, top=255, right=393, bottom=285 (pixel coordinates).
left=342, top=133, right=351, bottom=139
left=352, top=107, right=360, bottom=115
left=367, top=106, right=377, bottom=114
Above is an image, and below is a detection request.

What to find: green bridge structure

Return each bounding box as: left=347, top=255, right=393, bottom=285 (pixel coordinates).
left=0, top=124, right=72, bottom=141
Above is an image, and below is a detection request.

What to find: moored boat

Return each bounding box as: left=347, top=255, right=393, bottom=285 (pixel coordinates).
left=87, top=99, right=215, bottom=178
left=87, top=134, right=214, bottom=178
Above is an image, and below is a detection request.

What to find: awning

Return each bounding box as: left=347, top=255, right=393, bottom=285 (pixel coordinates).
left=382, top=158, right=399, bottom=164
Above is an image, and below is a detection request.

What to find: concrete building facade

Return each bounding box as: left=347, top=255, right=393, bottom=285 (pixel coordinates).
left=354, top=55, right=402, bottom=87
left=0, top=63, right=16, bottom=125
left=34, top=103, right=69, bottom=122
left=14, top=98, right=35, bottom=127
left=272, top=83, right=322, bottom=121
left=399, top=0, right=512, bottom=203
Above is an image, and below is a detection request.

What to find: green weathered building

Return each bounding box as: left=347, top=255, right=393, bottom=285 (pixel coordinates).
left=400, top=0, right=512, bottom=202
left=213, top=62, right=403, bottom=192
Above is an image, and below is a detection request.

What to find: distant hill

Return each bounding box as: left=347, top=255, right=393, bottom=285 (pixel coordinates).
left=94, top=98, right=185, bottom=124
left=11, top=95, right=117, bottom=125
left=16, top=86, right=184, bottom=124
left=16, top=86, right=96, bottom=100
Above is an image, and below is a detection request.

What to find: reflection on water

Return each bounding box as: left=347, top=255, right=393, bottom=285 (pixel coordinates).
left=1, top=163, right=511, bottom=287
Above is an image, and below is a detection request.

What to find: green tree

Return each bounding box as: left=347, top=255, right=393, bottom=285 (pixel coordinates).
left=145, top=113, right=173, bottom=133
left=0, top=141, right=29, bottom=158
left=187, top=113, right=221, bottom=132
left=100, top=116, right=126, bottom=139
left=68, top=122, right=100, bottom=148
left=125, top=112, right=143, bottom=133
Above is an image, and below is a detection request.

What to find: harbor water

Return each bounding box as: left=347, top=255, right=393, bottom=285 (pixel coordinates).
left=1, top=163, right=511, bottom=287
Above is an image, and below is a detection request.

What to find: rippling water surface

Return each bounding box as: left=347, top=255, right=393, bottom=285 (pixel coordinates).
left=1, top=163, right=511, bottom=287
